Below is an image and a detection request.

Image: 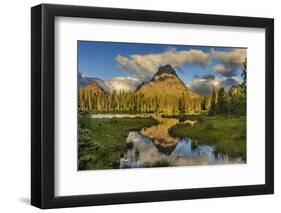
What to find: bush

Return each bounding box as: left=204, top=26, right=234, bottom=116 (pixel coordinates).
left=78, top=127, right=100, bottom=170
left=78, top=111, right=92, bottom=129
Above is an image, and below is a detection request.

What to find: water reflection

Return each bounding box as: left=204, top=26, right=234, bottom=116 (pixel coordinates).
left=91, top=114, right=243, bottom=168
left=141, top=116, right=179, bottom=151
left=121, top=132, right=243, bottom=168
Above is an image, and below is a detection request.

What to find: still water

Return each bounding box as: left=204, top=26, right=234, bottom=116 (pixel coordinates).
left=122, top=131, right=243, bottom=168
left=121, top=116, right=243, bottom=168
left=91, top=114, right=243, bottom=168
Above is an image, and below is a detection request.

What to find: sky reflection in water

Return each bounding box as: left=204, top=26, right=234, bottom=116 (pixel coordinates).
left=122, top=117, right=243, bottom=168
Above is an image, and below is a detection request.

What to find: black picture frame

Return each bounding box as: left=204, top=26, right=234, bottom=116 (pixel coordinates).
left=31, top=3, right=274, bottom=209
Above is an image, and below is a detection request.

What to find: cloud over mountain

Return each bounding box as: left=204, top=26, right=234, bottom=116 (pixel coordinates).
left=190, top=76, right=241, bottom=96
left=104, top=76, right=142, bottom=92
left=116, top=48, right=246, bottom=80
left=116, top=49, right=210, bottom=81
left=78, top=72, right=111, bottom=92
left=80, top=47, right=246, bottom=94
left=211, top=49, right=246, bottom=77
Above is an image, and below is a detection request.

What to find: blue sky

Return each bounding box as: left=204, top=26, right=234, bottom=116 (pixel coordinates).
left=78, top=41, right=246, bottom=96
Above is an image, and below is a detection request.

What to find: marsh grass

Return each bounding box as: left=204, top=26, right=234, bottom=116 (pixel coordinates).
left=79, top=116, right=158, bottom=170
left=169, top=115, right=246, bottom=161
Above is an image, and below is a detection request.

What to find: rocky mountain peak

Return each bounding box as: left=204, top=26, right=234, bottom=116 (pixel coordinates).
left=152, top=65, right=177, bottom=81
left=135, top=65, right=199, bottom=99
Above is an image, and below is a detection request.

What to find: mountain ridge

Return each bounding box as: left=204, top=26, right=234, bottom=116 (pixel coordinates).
left=79, top=65, right=203, bottom=113
left=79, top=65, right=201, bottom=99
left=82, top=81, right=108, bottom=94
left=78, top=72, right=110, bottom=92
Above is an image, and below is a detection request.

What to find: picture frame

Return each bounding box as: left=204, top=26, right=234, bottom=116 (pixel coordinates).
left=31, top=3, right=274, bottom=209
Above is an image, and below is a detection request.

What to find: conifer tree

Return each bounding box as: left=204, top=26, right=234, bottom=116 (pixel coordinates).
left=209, top=88, right=217, bottom=115
left=217, top=88, right=227, bottom=114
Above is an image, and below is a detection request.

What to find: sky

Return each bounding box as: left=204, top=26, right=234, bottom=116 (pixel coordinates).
left=78, top=41, right=247, bottom=96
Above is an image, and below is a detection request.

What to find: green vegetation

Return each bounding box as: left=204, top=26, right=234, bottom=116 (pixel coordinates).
left=79, top=59, right=246, bottom=117
left=78, top=60, right=247, bottom=169
left=79, top=88, right=203, bottom=114
left=79, top=64, right=204, bottom=114
left=208, top=86, right=246, bottom=116
left=209, top=58, right=247, bottom=116
left=78, top=112, right=158, bottom=170
left=169, top=115, right=246, bottom=160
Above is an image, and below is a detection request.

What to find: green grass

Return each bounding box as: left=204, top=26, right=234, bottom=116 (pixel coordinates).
left=169, top=115, right=246, bottom=161
left=79, top=116, right=158, bottom=170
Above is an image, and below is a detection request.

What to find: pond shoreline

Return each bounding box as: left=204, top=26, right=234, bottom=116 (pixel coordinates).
left=79, top=113, right=246, bottom=170
left=91, top=114, right=151, bottom=119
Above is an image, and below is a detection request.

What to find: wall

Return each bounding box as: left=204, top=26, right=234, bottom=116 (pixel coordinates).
left=0, top=0, right=279, bottom=212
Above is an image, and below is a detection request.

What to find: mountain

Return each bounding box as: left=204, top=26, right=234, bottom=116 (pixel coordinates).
left=81, top=81, right=108, bottom=94
left=136, top=65, right=199, bottom=98
left=78, top=72, right=99, bottom=87
left=78, top=72, right=110, bottom=92
left=79, top=65, right=203, bottom=113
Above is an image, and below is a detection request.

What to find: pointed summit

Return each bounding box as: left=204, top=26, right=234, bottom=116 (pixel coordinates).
left=136, top=65, right=199, bottom=99
left=157, top=64, right=177, bottom=75
left=152, top=65, right=177, bottom=81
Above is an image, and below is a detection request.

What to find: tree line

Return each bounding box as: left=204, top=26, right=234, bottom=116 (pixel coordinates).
left=209, top=58, right=246, bottom=116
left=79, top=59, right=246, bottom=116
left=79, top=89, right=203, bottom=114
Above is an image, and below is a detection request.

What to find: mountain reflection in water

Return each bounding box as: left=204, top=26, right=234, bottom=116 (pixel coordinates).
left=141, top=117, right=179, bottom=154
left=121, top=116, right=243, bottom=168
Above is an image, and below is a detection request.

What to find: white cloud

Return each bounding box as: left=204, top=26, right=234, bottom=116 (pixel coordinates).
left=104, top=76, right=142, bottom=92
left=88, top=48, right=246, bottom=94
left=116, top=48, right=246, bottom=80
left=212, top=49, right=246, bottom=65
left=212, top=49, right=247, bottom=77
left=190, top=77, right=241, bottom=96
left=213, top=64, right=227, bottom=72
left=116, top=49, right=210, bottom=81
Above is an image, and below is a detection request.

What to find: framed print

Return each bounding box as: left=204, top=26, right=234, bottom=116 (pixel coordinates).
left=31, top=4, right=274, bottom=209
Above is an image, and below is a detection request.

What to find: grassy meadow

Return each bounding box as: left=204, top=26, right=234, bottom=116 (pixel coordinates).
left=169, top=115, right=246, bottom=160
left=78, top=112, right=158, bottom=170
left=77, top=41, right=248, bottom=170
left=79, top=111, right=246, bottom=170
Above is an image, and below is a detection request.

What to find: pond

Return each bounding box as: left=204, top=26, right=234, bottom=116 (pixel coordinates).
left=122, top=131, right=243, bottom=168
left=121, top=116, right=243, bottom=168
left=91, top=114, right=243, bottom=168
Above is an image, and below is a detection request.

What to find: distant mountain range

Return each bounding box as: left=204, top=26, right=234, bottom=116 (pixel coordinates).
left=79, top=65, right=203, bottom=113
left=82, top=81, right=108, bottom=94
left=79, top=65, right=200, bottom=99
left=78, top=72, right=110, bottom=92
